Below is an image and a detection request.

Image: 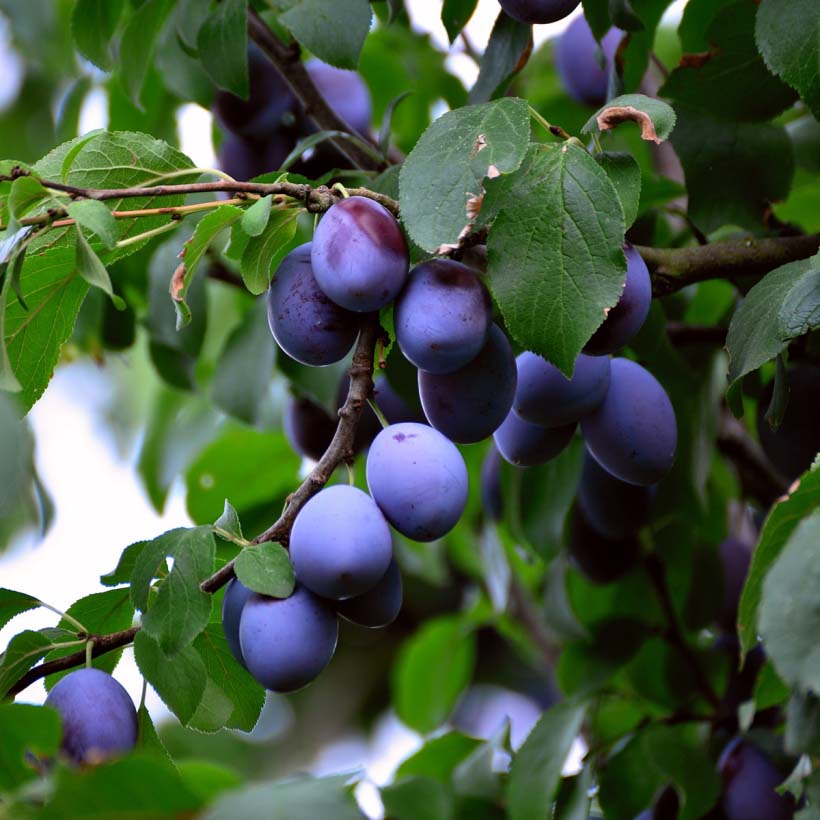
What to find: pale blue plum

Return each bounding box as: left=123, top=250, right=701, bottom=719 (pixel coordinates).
left=555, top=17, right=622, bottom=107
left=493, top=410, right=576, bottom=467
left=221, top=577, right=253, bottom=666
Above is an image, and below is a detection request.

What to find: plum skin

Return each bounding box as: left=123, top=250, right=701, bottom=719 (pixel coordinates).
left=555, top=16, right=622, bottom=107
left=394, top=259, right=492, bottom=374
left=514, top=352, right=611, bottom=428
left=289, top=484, right=393, bottom=600
left=493, top=410, right=576, bottom=467
left=498, top=0, right=581, bottom=25
left=336, top=558, right=403, bottom=628
left=267, top=243, right=359, bottom=366
left=718, top=537, right=752, bottom=631
left=306, top=59, right=372, bottom=136
left=44, top=668, right=138, bottom=765
left=221, top=577, right=253, bottom=666
left=366, top=422, right=469, bottom=542
left=581, top=357, right=677, bottom=486
left=239, top=586, right=339, bottom=692
left=567, top=507, right=642, bottom=584
left=284, top=396, right=336, bottom=462
left=419, top=324, right=517, bottom=444
left=311, top=196, right=409, bottom=313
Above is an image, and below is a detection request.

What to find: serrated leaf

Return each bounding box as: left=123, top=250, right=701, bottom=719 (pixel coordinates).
left=739, top=467, right=820, bottom=656
left=442, top=0, right=478, bottom=43
left=101, top=541, right=149, bottom=587
left=119, top=0, right=175, bottom=108
left=74, top=226, right=122, bottom=307
left=66, top=200, right=118, bottom=249
left=756, top=0, right=820, bottom=121
left=197, top=0, right=248, bottom=98
left=7, top=176, right=50, bottom=220
left=468, top=11, right=531, bottom=105
left=483, top=142, right=626, bottom=376
left=399, top=97, right=530, bottom=253
left=136, top=703, right=172, bottom=760
left=0, top=704, right=61, bottom=790
left=214, top=500, right=244, bottom=543
left=0, top=588, right=40, bottom=632
left=0, top=630, right=63, bottom=699
left=240, top=195, right=272, bottom=237
left=596, top=151, right=641, bottom=229
left=582, top=93, right=676, bottom=143
left=70, top=0, right=125, bottom=70
left=240, top=208, right=300, bottom=294
left=235, top=543, right=295, bottom=598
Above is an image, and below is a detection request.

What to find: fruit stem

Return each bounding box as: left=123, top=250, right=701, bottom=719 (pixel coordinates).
left=85, top=639, right=94, bottom=669
left=332, top=182, right=351, bottom=199
left=346, top=463, right=355, bottom=486
left=528, top=106, right=571, bottom=141
left=367, top=397, right=389, bottom=430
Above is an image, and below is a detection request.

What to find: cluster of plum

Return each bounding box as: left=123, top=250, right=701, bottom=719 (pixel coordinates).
left=214, top=47, right=372, bottom=181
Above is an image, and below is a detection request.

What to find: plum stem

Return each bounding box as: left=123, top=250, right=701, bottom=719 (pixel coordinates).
left=332, top=182, right=351, bottom=200
left=528, top=105, right=571, bottom=141
left=85, top=640, right=94, bottom=669
left=367, top=397, right=389, bottom=430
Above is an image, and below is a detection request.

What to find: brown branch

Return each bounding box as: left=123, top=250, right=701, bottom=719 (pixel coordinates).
left=638, top=234, right=820, bottom=297
left=247, top=9, right=385, bottom=173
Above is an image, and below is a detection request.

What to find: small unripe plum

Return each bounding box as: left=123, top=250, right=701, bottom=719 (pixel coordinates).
left=311, top=196, right=409, bottom=312
left=514, top=351, right=611, bottom=428
left=267, top=243, right=359, bottom=366
left=498, top=0, right=581, bottom=25
left=493, top=410, right=576, bottom=467
left=336, top=558, right=403, bottom=628
left=44, top=668, right=138, bottom=765
left=584, top=245, right=651, bottom=356
left=239, top=586, right=339, bottom=692
left=555, top=16, right=622, bottom=107
left=221, top=577, right=253, bottom=666
left=306, top=59, right=372, bottom=136
left=284, top=396, right=337, bottom=462
left=395, top=259, right=492, bottom=374
left=366, top=422, right=469, bottom=541
left=289, top=485, right=393, bottom=599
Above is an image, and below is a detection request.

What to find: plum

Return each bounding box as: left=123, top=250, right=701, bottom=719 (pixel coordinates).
left=221, top=577, right=253, bottom=666
left=306, top=59, right=372, bottom=136
left=555, top=16, right=622, bottom=107
left=284, top=396, right=337, bottom=462
left=498, top=0, right=581, bottom=25
left=366, top=422, right=469, bottom=541
left=336, top=558, right=402, bottom=628
left=568, top=507, right=642, bottom=584
left=217, top=131, right=292, bottom=181
left=493, top=410, right=576, bottom=467
left=718, top=537, right=753, bottom=632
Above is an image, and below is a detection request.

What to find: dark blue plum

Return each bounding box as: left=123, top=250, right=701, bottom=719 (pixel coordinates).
left=267, top=243, right=359, bottom=366
left=556, top=16, right=622, bottom=107
left=568, top=507, right=641, bottom=584
left=374, top=375, right=425, bottom=425
left=757, top=364, right=820, bottom=481
left=394, top=259, right=492, bottom=374
left=419, top=324, right=517, bottom=444
left=44, top=668, right=138, bottom=765
left=336, top=558, right=402, bottom=628
left=239, top=586, right=339, bottom=692
left=306, top=59, right=372, bottom=136
left=581, top=358, right=677, bottom=486
left=514, top=351, right=611, bottom=428
left=289, top=485, right=393, bottom=599
left=221, top=577, right=253, bottom=666
left=366, top=422, right=468, bottom=541
left=577, top=448, right=655, bottom=539
left=719, top=537, right=752, bottom=631
left=718, top=738, right=795, bottom=820
left=218, top=131, right=292, bottom=181
left=311, top=196, right=409, bottom=312
left=498, top=0, right=580, bottom=24
left=481, top=445, right=504, bottom=521
left=493, top=410, right=576, bottom=467
left=284, top=396, right=336, bottom=462
left=584, top=245, right=651, bottom=356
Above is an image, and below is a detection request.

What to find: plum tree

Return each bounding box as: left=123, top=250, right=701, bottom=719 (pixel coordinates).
left=757, top=364, right=820, bottom=481
left=718, top=738, right=795, bottom=820
left=266, top=243, right=359, bottom=367
left=576, top=448, right=655, bottom=539
left=311, top=197, right=409, bottom=312
left=718, top=537, right=753, bottom=631
left=419, top=324, right=517, bottom=444
left=555, top=16, right=622, bottom=107
left=581, top=358, right=677, bottom=486
left=336, top=558, right=403, bottom=628
left=493, top=409, right=576, bottom=467
left=584, top=245, right=651, bottom=356
left=44, top=669, right=138, bottom=765
left=394, top=259, right=492, bottom=374
left=514, top=352, right=611, bottom=428
left=239, top=586, right=339, bottom=692
left=497, top=0, right=580, bottom=25
left=567, top=507, right=642, bottom=583
left=366, top=422, right=468, bottom=541
left=289, top=485, right=393, bottom=599
left=284, top=396, right=337, bottom=462
left=221, top=577, right=253, bottom=666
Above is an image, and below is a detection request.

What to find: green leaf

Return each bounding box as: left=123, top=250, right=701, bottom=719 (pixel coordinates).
left=756, top=0, right=820, bottom=120
left=759, top=510, right=820, bottom=692
left=0, top=703, right=60, bottom=790
left=136, top=703, right=172, bottom=760
left=241, top=194, right=273, bottom=237
left=66, top=200, right=118, bottom=250
left=70, top=0, right=125, bottom=70
left=399, top=97, right=530, bottom=253
left=240, top=208, right=301, bottom=295
left=74, top=225, right=123, bottom=307
left=0, top=629, right=64, bottom=699
left=553, top=768, right=592, bottom=820
left=119, top=0, right=175, bottom=108
left=178, top=760, right=243, bottom=805
left=582, top=93, right=676, bottom=143
left=130, top=527, right=216, bottom=655
left=468, top=12, right=531, bottom=105
left=214, top=500, right=245, bottom=543
left=726, top=254, right=820, bottom=405
left=197, top=0, right=249, bottom=98
left=133, top=631, right=207, bottom=725
left=452, top=722, right=509, bottom=799
left=483, top=143, right=626, bottom=376
left=381, top=776, right=455, bottom=820
left=396, top=733, right=482, bottom=783
left=581, top=0, right=611, bottom=41
left=184, top=427, right=301, bottom=525
left=595, top=152, right=641, bottom=229
left=101, top=541, right=148, bottom=587
left=8, top=176, right=50, bottom=220
left=507, top=700, right=587, bottom=820
left=786, top=691, right=820, bottom=757
left=235, top=543, right=295, bottom=598
left=442, top=0, right=478, bottom=43
left=739, top=467, right=820, bottom=655
left=0, top=588, right=40, bottom=632
left=393, top=616, right=476, bottom=733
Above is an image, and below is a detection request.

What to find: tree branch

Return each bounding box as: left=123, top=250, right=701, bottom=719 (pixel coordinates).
left=247, top=9, right=385, bottom=173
